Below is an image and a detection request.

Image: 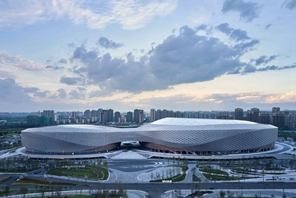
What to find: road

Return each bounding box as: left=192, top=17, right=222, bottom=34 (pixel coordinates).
left=1, top=172, right=296, bottom=198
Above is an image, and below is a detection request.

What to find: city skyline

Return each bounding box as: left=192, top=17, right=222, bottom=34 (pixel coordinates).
left=1, top=0, right=296, bottom=112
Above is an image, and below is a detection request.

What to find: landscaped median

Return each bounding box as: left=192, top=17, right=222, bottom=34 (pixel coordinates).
left=13, top=177, right=76, bottom=186
left=0, top=176, right=10, bottom=184
left=198, top=166, right=255, bottom=181
left=150, top=165, right=188, bottom=182
left=47, top=165, right=109, bottom=180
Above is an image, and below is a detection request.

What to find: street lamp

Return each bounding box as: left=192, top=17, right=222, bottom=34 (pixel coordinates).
left=262, top=169, right=265, bottom=190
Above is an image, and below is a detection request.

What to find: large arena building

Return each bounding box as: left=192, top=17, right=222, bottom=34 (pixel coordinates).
left=21, top=118, right=278, bottom=155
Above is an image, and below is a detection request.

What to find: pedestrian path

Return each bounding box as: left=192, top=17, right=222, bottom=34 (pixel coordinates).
left=111, top=150, right=147, bottom=159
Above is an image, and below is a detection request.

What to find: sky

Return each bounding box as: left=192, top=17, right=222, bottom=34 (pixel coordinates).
left=0, top=0, right=296, bottom=112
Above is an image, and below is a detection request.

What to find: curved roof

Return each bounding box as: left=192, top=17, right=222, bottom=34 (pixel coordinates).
left=151, top=117, right=257, bottom=125
left=22, top=117, right=276, bottom=133
left=21, top=118, right=278, bottom=153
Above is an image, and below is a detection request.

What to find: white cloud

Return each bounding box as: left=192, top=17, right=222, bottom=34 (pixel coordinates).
left=0, top=51, right=44, bottom=71
left=0, top=0, right=177, bottom=29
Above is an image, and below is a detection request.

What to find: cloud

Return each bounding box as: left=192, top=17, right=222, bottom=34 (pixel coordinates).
left=0, top=70, right=14, bottom=78
left=149, top=26, right=245, bottom=86
left=70, top=45, right=98, bottom=63
left=136, top=91, right=296, bottom=111
left=45, top=65, right=64, bottom=70
left=195, top=24, right=207, bottom=31
left=89, top=90, right=113, bottom=98
left=69, top=90, right=85, bottom=99
left=217, top=23, right=251, bottom=41
left=0, top=51, right=44, bottom=71
left=254, top=55, right=277, bottom=65
left=33, top=91, right=49, bottom=98
left=60, top=76, right=83, bottom=85
left=97, top=37, right=123, bottom=49
left=243, top=64, right=296, bottom=74
left=65, top=26, right=295, bottom=94
left=0, top=78, right=44, bottom=106
left=58, top=58, right=68, bottom=64
left=282, top=0, right=296, bottom=10
left=265, top=24, right=272, bottom=30
left=0, top=0, right=177, bottom=29
left=217, top=23, right=233, bottom=34
left=222, top=0, right=261, bottom=22
left=58, top=88, right=67, bottom=98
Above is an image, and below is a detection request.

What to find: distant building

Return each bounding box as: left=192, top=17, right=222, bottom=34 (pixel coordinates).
left=27, top=112, right=55, bottom=126
left=246, top=108, right=260, bottom=123
left=155, top=109, right=162, bottom=121
left=259, top=112, right=270, bottom=124
left=272, top=107, right=280, bottom=114
left=107, top=109, right=113, bottom=122
left=84, top=110, right=91, bottom=119
left=273, top=112, right=285, bottom=129
left=216, top=111, right=230, bottom=119
left=134, top=109, right=143, bottom=123
left=126, top=111, right=133, bottom=122
left=71, top=111, right=78, bottom=118
left=234, top=108, right=244, bottom=120
left=150, top=109, right=155, bottom=122
left=42, top=110, right=54, bottom=117
left=114, top=111, right=121, bottom=123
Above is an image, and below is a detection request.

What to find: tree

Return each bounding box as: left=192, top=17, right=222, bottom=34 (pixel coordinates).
left=219, top=190, right=226, bottom=198
left=3, top=185, right=10, bottom=198
left=55, top=186, right=62, bottom=197
left=226, top=190, right=234, bottom=198
left=289, top=160, right=295, bottom=170
left=20, top=187, right=28, bottom=198
left=39, top=186, right=46, bottom=198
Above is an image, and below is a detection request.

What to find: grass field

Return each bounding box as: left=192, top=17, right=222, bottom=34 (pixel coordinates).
left=13, top=178, right=75, bottom=186
left=47, top=165, right=109, bottom=180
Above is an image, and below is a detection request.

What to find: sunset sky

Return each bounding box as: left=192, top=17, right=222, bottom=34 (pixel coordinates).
left=0, top=0, right=296, bottom=112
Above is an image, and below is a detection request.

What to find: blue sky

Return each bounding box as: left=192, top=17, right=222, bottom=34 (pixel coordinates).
left=0, top=0, right=296, bottom=112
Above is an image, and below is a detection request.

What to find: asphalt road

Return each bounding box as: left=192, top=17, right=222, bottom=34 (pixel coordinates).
left=1, top=173, right=296, bottom=198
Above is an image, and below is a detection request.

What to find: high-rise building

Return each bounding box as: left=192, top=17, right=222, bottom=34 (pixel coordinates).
left=84, top=110, right=91, bottom=119
left=272, top=107, right=280, bottom=114
left=246, top=108, right=260, bottom=123
left=41, top=110, right=55, bottom=125
left=234, top=108, right=244, bottom=120
left=155, top=109, right=162, bottom=121
left=251, top=108, right=260, bottom=122
left=273, top=112, right=285, bottom=129
left=114, top=111, right=121, bottom=122
left=107, top=109, right=113, bottom=122
left=259, top=112, right=270, bottom=124
left=99, top=110, right=108, bottom=124
left=216, top=111, right=230, bottom=119
left=71, top=111, right=78, bottom=118
left=42, top=110, right=54, bottom=117
left=246, top=110, right=252, bottom=121
left=126, top=111, right=133, bottom=122
left=134, top=109, right=144, bottom=123
left=91, top=110, right=97, bottom=118
left=162, top=109, right=168, bottom=118
left=150, top=109, right=155, bottom=122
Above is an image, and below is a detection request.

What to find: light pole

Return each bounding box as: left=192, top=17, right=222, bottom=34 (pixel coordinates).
left=262, top=169, right=265, bottom=190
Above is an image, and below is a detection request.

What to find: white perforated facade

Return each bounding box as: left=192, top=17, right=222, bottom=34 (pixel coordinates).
left=21, top=118, right=278, bottom=154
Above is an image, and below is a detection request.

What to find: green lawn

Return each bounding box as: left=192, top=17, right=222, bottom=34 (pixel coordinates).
left=199, top=167, right=228, bottom=175
left=47, top=165, right=109, bottom=180
left=150, top=173, right=187, bottom=182
left=13, top=178, right=75, bottom=186
left=202, top=173, right=254, bottom=181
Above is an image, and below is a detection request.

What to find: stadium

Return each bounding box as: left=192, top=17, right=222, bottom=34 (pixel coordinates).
left=21, top=118, right=278, bottom=155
